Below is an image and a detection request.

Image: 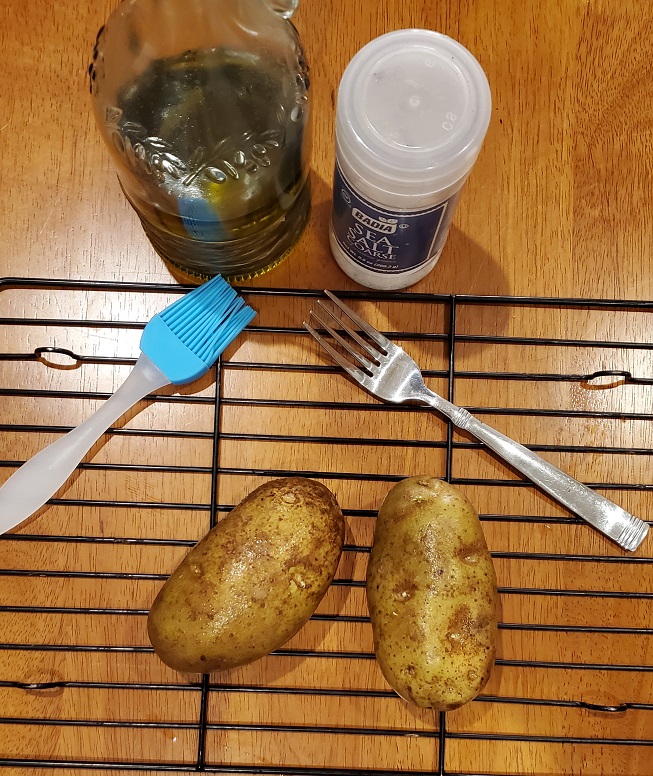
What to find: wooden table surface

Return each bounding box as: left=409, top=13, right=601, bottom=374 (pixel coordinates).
left=1, top=0, right=652, bottom=774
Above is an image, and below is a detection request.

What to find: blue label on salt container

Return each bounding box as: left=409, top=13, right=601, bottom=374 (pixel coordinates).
left=331, top=163, right=456, bottom=274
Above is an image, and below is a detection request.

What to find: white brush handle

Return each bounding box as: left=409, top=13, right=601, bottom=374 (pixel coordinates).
left=0, top=354, right=170, bottom=534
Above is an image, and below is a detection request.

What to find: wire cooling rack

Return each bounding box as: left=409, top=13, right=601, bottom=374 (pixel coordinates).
left=0, top=277, right=651, bottom=775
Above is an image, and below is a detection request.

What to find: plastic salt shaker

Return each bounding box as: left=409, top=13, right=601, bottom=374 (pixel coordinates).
left=329, top=29, right=492, bottom=290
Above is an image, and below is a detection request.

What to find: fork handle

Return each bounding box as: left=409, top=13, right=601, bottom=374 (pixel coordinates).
left=0, top=354, right=170, bottom=535
left=421, top=395, right=649, bottom=551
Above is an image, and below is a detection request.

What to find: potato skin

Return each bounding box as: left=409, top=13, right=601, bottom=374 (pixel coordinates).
left=148, top=477, right=344, bottom=673
left=366, top=477, right=497, bottom=710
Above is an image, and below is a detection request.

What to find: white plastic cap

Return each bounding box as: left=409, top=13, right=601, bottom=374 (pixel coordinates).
left=335, top=29, right=492, bottom=199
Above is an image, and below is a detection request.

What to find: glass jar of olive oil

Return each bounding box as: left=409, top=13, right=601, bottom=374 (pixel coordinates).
left=90, top=0, right=311, bottom=281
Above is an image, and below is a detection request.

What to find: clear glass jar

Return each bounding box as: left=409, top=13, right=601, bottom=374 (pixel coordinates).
left=90, top=0, right=311, bottom=281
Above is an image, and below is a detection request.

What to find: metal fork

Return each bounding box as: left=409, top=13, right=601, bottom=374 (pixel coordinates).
left=304, top=290, right=649, bottom=552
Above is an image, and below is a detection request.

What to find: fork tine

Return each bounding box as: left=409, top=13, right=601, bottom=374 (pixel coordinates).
left=314, top=301, right=380, bottom=364
left=303, top=320, right=369, bottom=383
left=308, top=309, right=376, bottom=372
left=323, top=289, right=393, bottom=353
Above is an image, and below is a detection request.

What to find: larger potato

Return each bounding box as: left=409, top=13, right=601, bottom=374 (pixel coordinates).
left=148, top=477, right=344, bottom=673
left=366, top=477, right=497, bottom=710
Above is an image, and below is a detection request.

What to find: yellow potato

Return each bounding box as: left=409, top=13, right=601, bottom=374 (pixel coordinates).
left=148, top=477, right=344, bottom=673
left=366, top=477, right=497, bottom=710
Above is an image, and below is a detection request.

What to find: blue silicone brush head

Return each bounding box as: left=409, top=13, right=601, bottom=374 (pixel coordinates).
left=139, top=275, right=256, bottom=385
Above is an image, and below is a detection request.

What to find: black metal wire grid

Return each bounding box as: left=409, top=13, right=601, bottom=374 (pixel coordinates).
left=0, top=277, right=651, bottom=775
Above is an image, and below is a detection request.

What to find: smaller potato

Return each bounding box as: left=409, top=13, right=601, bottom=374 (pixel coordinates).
left=148, top=477, right=344, bottom=673
left=366, top=477, right=497, bottom=710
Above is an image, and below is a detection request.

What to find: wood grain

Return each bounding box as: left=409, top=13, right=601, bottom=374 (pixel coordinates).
left=1, top=0, right=652, bottom=774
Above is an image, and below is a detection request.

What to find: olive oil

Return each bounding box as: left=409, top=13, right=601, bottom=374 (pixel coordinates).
left=110, top=47, right=311, bottom=279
